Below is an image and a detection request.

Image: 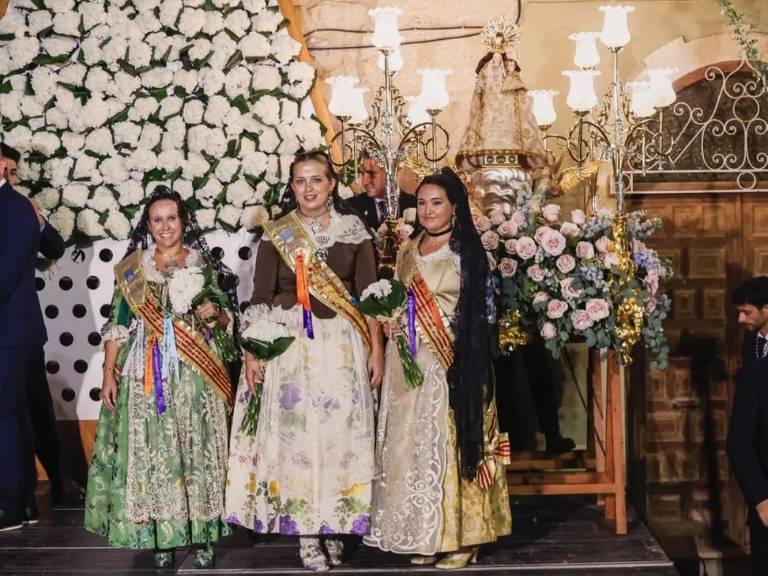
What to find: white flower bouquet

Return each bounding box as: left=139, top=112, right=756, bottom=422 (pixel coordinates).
left=357, top=279, right=423, bottom=388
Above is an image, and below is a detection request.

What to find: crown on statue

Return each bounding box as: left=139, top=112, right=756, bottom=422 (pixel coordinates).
left=480, top=16, right=520, bottom=54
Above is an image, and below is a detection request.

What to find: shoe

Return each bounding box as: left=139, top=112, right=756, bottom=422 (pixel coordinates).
left=410, top=555, right=438, bottom=565
left=323, top=538, right=344, bottom=567
left=299, top=537, right=330, bottom=572
left=194, top=544, right=215, bottom=568
left=153, top=550, right=175, bottom=569
left=545, top=434, right=576, bottom=454
left=23, top=502, right=39, bottom=525
left=0, top=510, right=24, bottom=532
left=435, top=547, right=479, bottom=570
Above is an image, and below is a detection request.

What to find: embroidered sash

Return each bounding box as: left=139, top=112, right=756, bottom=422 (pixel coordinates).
left=397, top=238, right=455, bottom=371
left=264, top=212, right=372, bottom=351
left=114, top=250, right=234, bottom=409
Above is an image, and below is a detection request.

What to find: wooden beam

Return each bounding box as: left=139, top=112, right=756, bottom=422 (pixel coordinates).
left=277, top=0, right=341, bottom=163
left=0, top=0, right=9, bottom=19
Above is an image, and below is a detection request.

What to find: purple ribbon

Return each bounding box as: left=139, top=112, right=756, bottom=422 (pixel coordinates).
left=407, top=288, right=417, bottom=356
left=152, top=339, right=166, bottom=415
left=302, top=308, right=315, bottom=339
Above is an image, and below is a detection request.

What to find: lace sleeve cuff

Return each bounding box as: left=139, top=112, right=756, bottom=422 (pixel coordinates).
left=241, top=303, right=273, bottom=329
left=101, top=324, right=130, bottom=344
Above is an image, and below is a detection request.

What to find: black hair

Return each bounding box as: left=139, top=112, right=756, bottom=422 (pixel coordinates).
left=123, top=185, right=240, bottom=329
left=0, top=143, right=21, bottom=163
left=732, top=276, right=768, bottom=308
left=412, top=167, right=494, bottom=481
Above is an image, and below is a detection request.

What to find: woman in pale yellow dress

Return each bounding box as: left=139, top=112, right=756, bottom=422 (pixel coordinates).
left=364, top=168, right=511, bottom=569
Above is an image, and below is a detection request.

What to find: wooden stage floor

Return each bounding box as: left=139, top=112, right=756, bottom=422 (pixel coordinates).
left=0, top=495, right=676, bottom=575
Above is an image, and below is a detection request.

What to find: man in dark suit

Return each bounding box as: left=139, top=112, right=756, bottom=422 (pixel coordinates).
left=347, top=154, right=416, bottom=231
left=0, top=146, right=65, bottom=531
left=732, top=276, right=768, bottom=366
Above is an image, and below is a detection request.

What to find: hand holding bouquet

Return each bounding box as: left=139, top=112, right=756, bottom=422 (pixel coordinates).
left=357, top=279, right=423, bottom=388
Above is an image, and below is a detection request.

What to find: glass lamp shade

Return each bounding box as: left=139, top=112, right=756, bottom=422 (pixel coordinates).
left=417, top=68, right=453, bottom=110
left=599, top=5, right=635, bottom=49
left=646, top=67, right=677, bottom=108
left=406, top=95, right=431, bottom=126
left=325, top=75, right=360, bottom=118
left=569, top=32, right=601, bottom=69
left=348, top=87, right=369, bottom=124
left=562, top=70, right=601, bottom=112
left=377, top=45, right=404, bottom=72
left=369, top=6, right=403, bottom=51
left=528, top=90, right=559, bottom=127
left=626, top=81, right=655, bottom=118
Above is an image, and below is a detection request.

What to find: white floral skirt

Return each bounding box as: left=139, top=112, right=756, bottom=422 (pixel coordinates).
left=225, top=306, right=375, bottom=536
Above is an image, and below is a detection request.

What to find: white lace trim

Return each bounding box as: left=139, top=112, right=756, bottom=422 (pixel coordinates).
left=102, top=324, right=130, bottom=344
left=416, top=240, right=461, bottom=271
left=262, top=210, right=371, bottom=247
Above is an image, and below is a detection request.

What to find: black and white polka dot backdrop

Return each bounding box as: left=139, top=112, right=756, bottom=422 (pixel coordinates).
left=38, top=231, right=259, bottom=420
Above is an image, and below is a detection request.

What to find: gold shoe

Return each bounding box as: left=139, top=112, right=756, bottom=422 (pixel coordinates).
left=410, top=555, right=438, bottom=565
left=435, top=547, right=479, bottom=570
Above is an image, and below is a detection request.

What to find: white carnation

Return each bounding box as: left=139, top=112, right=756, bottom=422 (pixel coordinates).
left=293, top=117, right=324, bottom=149
left=242, top=318, right=290, bottom=342
left=173, top=69, right=199, bottom=94
left=159, top=96, right=183, bottom=118
left=5, top=126, right=33, bottom=152
left=253, top=95, right=280, bottom=126
left=128, top=41, right=153, bottom=68
left=157, top=149, right=184, bottom=172
left=77, top=208, right=104, bottom=237
left=218, top=205, right=241, bottom=228
left=78, top=97, right=110, bottom=129
left=58, top=63, right=87, bottom=86
left=200, top=68, right=225, bottom=96
left=251, top=64, right=281, bottom=91
left=242, top=151, right=268, bottom=177
left=241, top=205, right=269, bottom=229
left=225, top=66, right=252, bottom=98
left=188, top=38, right=212, bottom=62
left=225, top=179, right=251, bottom=206
left=284, top=80, right=312, bottom=99
left=138, top=124, right=162, bottom=150
left=105, top=210, right=131, bottom=240
left=196, top=208, right=216, bottom=229
left=216, top=158, right=241, bottom=183
left=204, top=95, right=231, bottom=125
left=80, top=2, right=108, bottom=31
left=49, top=206, right=75, bottom=241
left=141, top=68, right=174, bottom=88
left=79, top=37, right=104, bottom=65
left=62, top=184, right=90, bottom=208
left=178, top=8, right=206, bottom=37
left=224, top=9, right=251, bottom=38
left=270, top=31, right=301, bottom=64
left=259, top=127, right=280, bottom=152
left=240, top=31, right=270, bottom=59
left=85, top=68, right=111, bottom=94
left=360, top=279, right=394, bottom=301
left=163, top=116, right=186, bottom=150
left=265, top=154, right=279, bottom=183
left=159, top=0, right=182, bottom=27
left=118, top=179, right=144, bottom=206
left=207, top=128, right=229, bottom=158
left=85, top=128, right=114, bottom=156
left=253, top=10, right=283, bottom=33
left=99, top=157, right=130, bottom=185
left=242, top=0, right=267, bottom=12
left=51, top=0, right=75, bottom=13
left=9, top=37, right=40, bottom=69
left=87, top=186, right=119, bottom=213
left=21, top=96, right=44, bottom=118
left=72, top=154, right=99, bottom=181
left=53, top=12, right=81, bottom=36
left=27, top=11, right=53, bottom=35
left=61, top=132, right=85, bottom=152
left=223, top=108, right=245, bottom=137
left=100, top=36, right=128, bottom=67
left=35, top=188, right=61, bottom=211
left=209, top=32, right=237, bottom=70
left=287, top=61, right=315, bottom=84
left=198, top=179, right=223, bottom=207
left=204, top=11, right=225, bottom=35
left=168, top=266, right=205, bottom=314
left=281, top=100, right=299, bottom=123
left=113, top=122, right=142, bottom=147
left=31, top=68, right=58, bottom=105
left=42, top=36, right=77, bottom=58
left=32, top=132, right=61, bottom=156
left=125, top=149, right=158, bottom=171
left=187, top=125, right=211, bottom=154
left=45, top=157, right=75, bottom=188
left=0, top=93, right=22, bottom=123
left=183, top=153, right=210, bottom=179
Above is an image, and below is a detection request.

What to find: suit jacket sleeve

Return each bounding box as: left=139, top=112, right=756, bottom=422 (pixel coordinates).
left=0, top=192, right=38, bottom=305
left=38, top=221, right=65, bottom=260
left=727, top=363, right=768, bottom=510
left=250, top=238, right=279, bottom=307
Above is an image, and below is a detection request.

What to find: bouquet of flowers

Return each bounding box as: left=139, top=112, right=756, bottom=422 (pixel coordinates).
left=238, top=319, right=295, bottom=436
left=357, top=279, right=423, bottom=388
left=167, top=265, right=238, bottom=363
left=477, top=197, right=671, bottom=369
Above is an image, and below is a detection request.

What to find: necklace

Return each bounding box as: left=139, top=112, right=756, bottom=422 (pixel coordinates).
left=299, top=209, right=332, bottom=260
left=424, top=226, right=453, bottom=237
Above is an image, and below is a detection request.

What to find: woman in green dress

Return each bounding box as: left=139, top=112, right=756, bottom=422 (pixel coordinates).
left=365, top=168, right=512, bottom=569
left=84, top=186, right=238, bottom=569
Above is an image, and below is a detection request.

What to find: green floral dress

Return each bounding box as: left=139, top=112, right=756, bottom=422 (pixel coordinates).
left=84, top=248, right=232, bottom=550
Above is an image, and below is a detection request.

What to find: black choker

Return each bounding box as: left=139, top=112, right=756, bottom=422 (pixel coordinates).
left=424, top=226, right=453, bottom=237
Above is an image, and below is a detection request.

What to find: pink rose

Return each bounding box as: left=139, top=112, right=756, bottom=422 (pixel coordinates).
left=511, top=210, right=526, bottom=226
left=547, top=299, right=569, bottom=319
left=542, top=203, right=561, bottom=223
left=540, top=229, right=567, bottom=256
left=603, top=252, right=619, bottom=270
left=499, top=258, right=518, bottom=277
left=534, top=225, right=551, bottom=244
left=498, top=220, right=519, bottom=238
left=475, top=215, right=492, bottom=232
left=585, top=298, right=611, bottom=321
left=481, top=230, right=500, bottom=251
left=515, top=236, right=537, bottom=260
left=489, top=207, right=505, bottom=226
left=595, top=236, right=612, bottom=253
left=645, top=297, right=658, bottom=314
left=556, top=254, right=576, bottom=273
left=541, top=322, right=557, bottom=340
left=560, top=277, right=582, bottom=300
left=571, top=309, right=594, bottom=331
left=504, top=238, right=517, bottom=255
left=570, top=209, right=586, bottom=225
left=576, top=241, right=595, bottom=259
left=527, top=264, right=546, bottom=282
left=533, top=291, right=550, bottom=305
left=560, top=222, right=580, bottom=238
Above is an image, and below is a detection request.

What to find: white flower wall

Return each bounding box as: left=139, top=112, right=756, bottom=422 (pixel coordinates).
left=0, top=0, right=323, bottom=242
